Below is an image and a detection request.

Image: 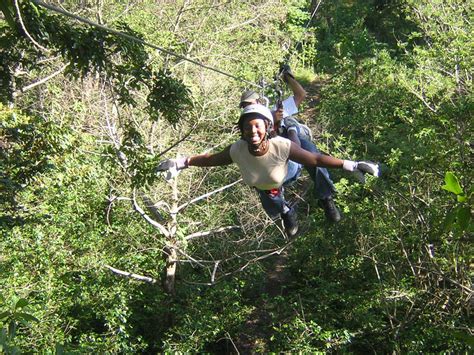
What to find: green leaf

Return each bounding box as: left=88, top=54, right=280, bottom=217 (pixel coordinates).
left=55, top=343, right=65, bottom=355
left=0, top=311, right=10, bottom=321
left=15, top=312, right=39, bottom=323
left=457, top=194, right=466, bottom=203
left=452, top=330, right=474, bottom=347
left=442, top=172, right=463, bottom=195
left=14, top=298, right=28, bottom=310
left=442, top=209, right=456, bottom=231
left=8, top=321, right=16, bottom=339
left=457, top=206, right=471, bottom=231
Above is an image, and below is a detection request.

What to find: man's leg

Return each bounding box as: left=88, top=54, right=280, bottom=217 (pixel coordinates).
left=299, top=138, right=341, bottom=222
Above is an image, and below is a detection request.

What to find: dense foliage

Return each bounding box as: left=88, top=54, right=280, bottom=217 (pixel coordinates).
left=1, top=0, right=472, bottom=352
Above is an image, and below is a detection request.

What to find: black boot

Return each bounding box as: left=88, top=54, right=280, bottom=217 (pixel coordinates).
left=282, top=207, right=298, bottom=238
left=318, top=197, right=341, bottom=223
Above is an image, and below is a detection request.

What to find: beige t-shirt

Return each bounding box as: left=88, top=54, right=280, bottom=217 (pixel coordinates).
left=229, top=136, right=291, bottom=190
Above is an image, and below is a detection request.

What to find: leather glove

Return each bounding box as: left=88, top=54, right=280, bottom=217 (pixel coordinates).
left=343, top=160, right=380, bottom=183
left=156, top=157, right=188, bottom=180
left=279, top=63, right=295, bottom=80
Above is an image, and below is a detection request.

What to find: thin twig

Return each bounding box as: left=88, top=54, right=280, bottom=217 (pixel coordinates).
left=176, top=179, right=242, bottom=212
left=19, top=63, right=69, bottom=93
left=156, top=122, right=198, bottom=158
left=211, top=260, right=220, bottom=283
left=14, top=0, right=50, bottom=52
left=185, top=226, right=240, bottom=241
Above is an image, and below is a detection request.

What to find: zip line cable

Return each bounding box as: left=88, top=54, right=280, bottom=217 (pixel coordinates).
left=287, top=0, right=322, bottom=64
left=272, top=0, right=322, bottom=98
left=31, top=0, right=263, bottom=89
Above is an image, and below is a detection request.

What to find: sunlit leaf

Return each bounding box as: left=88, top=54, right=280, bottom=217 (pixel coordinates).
left=442, top=172, right=463, bottom=195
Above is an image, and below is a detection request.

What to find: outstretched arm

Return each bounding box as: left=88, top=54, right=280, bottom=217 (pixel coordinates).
left=188, top=146, right=233, bottom=167
left=289, top=141, right=342, bottom=168
left=288, top=142, right=380, bottom=178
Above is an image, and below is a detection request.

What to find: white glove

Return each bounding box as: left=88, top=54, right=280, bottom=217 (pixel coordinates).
left=156, top=157, right=188, bottom=181
left=343, top=160, right=380, bottom=183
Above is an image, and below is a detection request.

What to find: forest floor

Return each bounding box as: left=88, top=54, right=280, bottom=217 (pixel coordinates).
left=232, top=79, right=326, bottom=353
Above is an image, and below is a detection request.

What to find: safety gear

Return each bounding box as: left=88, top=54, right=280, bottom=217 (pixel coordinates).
left=241, top=104, right=274, bottom=124
left=282, top=207, right=298, bottom=238
left=156, top=157, right=188, bottom=180
left=357, top=161, right=380, bottom=176
left=239, top=90, right=260, bottom=107
left=279, top=63, right=295, bottom=81
left=342, top=160, right=380, bottom=183
left=238, top=103, right=274, bottom=134
left=318, top=197, right=341, bottom=223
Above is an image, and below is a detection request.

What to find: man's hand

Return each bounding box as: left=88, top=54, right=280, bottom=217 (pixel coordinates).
left=280, top=64, right=295, bottom=79
left=156, top=157, right=188, bottom=180
left=280, top=63, right=295, bottom=81
left=272, top=107, right=284, bottom=126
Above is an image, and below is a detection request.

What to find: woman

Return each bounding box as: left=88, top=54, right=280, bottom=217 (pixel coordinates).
left=157, top=104, right=379, bottom=237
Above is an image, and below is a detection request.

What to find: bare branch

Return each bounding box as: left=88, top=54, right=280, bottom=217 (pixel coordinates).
left=14, top=0, right=50, bottom=53
left=211, top=260, right=220, bottom=283
left=175, top=246, right=206, bottom=268
left=224, top=13, right=262, bottom=32
left=139, top=192, right=168, bottom=222
left=406, top=85, right=438, bottom=113
left=415, top=266, right=473, bottom=295
left=185, top=225, right=240, bottom=241
left=36, top=55, right=61, bottom=64
left=105, top=264, right=157, bottom=284
left=18, top=63, right=69, bottom=94
left=132, top=190, right=170, bottom=237
left=106, top=195, right=132, bottom=226
left=156, top=122, right=198, bottom=158
left=176, top=179, right=242, bottom=212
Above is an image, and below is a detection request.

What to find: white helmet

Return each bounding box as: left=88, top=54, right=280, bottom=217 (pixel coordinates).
left=238, top=104, right=274, bottom=130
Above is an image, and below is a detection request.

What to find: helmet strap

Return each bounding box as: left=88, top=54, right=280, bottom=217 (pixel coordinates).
left=248, top=134, right=269, bottom=154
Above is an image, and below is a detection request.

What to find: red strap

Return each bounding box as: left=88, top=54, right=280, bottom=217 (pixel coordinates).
left=267, top=188, right=281, bottom=197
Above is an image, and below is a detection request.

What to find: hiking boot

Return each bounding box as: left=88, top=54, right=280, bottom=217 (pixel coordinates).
left=318, top=197, right=341, bottom=223
left=282, top=207, right=298, bottom=238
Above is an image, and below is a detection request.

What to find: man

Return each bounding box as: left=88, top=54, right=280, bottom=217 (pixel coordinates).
left=239, top=66, right=342, bottom=222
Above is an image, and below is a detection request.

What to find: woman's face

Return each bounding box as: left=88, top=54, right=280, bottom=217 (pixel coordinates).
left=242, top=117, right=267, bottom=145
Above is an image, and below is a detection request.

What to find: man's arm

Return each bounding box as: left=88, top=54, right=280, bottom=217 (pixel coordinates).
left=284, top=73, right=306, bottom=107
left=287, top=127, right=301, bottom=147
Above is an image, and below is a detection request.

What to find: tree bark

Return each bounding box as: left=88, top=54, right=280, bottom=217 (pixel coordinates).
left=163, top=246, right=177, bottom=296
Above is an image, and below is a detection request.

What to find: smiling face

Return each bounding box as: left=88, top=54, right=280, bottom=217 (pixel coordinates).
left=241, top=116, right=267, bottom=146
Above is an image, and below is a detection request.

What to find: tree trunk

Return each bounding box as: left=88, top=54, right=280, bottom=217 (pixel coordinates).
left=163, top=246, right=177, bottom=295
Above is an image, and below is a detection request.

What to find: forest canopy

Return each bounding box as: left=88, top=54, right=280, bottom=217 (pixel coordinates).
left=0, top=0, right=472, bottom=352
